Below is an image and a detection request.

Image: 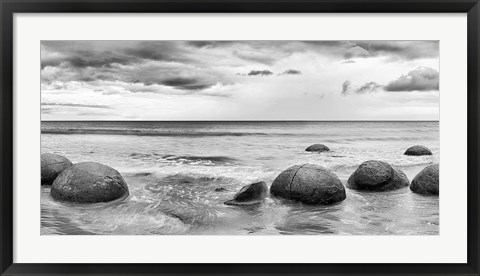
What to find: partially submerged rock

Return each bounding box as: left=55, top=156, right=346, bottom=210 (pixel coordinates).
left=347, top=160, right=409, bottom=191
left=410, top=164, right=439, bottom=195
left=51, top=162, right=129, bottom=203
left=224, top=181, right=268, bottom=206
left=404, top=145, right=433, bottom=156
left=41, top=153, right=73, bottom=185
left=133, top=172, right=152, bottom=177
left=270, top=164, right=346, bottom=205
left=215, top=187, right=227, bottom=192
left=305, top=144, right=330, bottom=152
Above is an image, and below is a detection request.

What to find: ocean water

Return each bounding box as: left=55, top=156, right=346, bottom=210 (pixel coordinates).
left=41, top=121, right=439, bottom=235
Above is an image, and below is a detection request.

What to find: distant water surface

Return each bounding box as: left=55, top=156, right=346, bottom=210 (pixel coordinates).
left=41, top=121, right=439, bottom=235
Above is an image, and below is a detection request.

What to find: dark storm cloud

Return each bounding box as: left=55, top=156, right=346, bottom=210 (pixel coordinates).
left=186, top=41, right=215, bottom=48
left=349, top=41, right=439, bottom=60
left=42, top=54, right=128, bottom=69
left=123, top=47, right=171, bottom=62
left=384, top=67, right=439, bottom=92
left=78, top=76, right=98, bottom=82
left=247, top=70, right=274, bottom=76
left=42, top=41, right=437, bottom=73
left=41, top=40, right=438, bottom=99
left=187, top=41, right=287, bottom=50
left=342, top=81, right=382, bottom=96
left=341, top=81, right=351, bottom=96
left=304, top=41, right=438, bottom=61
left=303, top=41, right=343, bottom=47
left=186, top=41, right=235, bottom=48
left=41, top=41, right=192, bottom=70
left=41, top=41, right=229, bottom=93
left=356, top=82, right=382, bottom=94
left=159, top=77, right=214, bottom=91
left=41, top=102, right=110, bottom=109
left=342, top=67, right=439, bottom=96
left=237, top=69, right=302, bottom=77
left=280, top=69, right=302, bottom=75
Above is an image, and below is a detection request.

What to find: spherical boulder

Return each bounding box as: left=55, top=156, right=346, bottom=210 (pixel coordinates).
left=224, top=181, right=268, bottom=206
left=51, top=162, right=129, bottom=203
left=270, top=164, right=346, bottom=205
left=305, top=144, right=330, bottom=152
left=347, top=160, right=409, bottom=191
left=410, top=164, right=439, bottom=195
left=41, top=153, right=73, bottom=185
left=404, top=145, right=433, bottom=156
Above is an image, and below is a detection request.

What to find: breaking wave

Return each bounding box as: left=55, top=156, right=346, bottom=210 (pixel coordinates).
left=127, top=153, right=238, bottom=165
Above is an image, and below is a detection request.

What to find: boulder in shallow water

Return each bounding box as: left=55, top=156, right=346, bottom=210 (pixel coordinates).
left=410, top=164, right=439, bottom=195
left=41, top=153, right=73, bottom=185
left=347, top=160, right=409, bottom=191
left=305, top=144, right=330, bottom=152
left=215, top=187, right=227, bottom=192
left=51, top=162, right=129, bottom=203
left=404, top=145, right=433, bottom=156
left=270, top=164, right=346, bottom=205
left=224, top=181, right=268, bottom=206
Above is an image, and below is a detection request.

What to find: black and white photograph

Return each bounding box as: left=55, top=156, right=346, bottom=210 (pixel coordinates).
left=40, top=40, right=439, bottom=235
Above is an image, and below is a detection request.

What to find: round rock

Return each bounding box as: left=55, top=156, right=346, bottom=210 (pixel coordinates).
left=224, top=181, right=268, bottom=206
left=51, top=162, right=129, bottom=203
left=410, top=164, right=439, bottom=195
left=347, top=160, right=409, bottom=191
left=270, top=164, right=346, bottom=205
left=305, top=144, right=330, bottom=152
left=404, top=145, right=433, bottom=156
left=41, top=153, right=73, bottom=185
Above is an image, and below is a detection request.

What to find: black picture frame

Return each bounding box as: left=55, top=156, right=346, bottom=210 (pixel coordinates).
left=1, top=1, right=479, bottom=275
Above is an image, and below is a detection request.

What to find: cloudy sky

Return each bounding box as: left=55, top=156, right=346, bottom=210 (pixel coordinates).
left=41, top=41, right=439, bottom=121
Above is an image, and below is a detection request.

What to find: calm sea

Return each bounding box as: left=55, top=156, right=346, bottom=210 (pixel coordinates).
left=41, top=121, right=439, bottom=235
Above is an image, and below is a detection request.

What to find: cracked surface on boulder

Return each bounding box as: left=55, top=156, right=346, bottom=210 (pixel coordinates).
left=271, top=164, right=346, bottom=205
